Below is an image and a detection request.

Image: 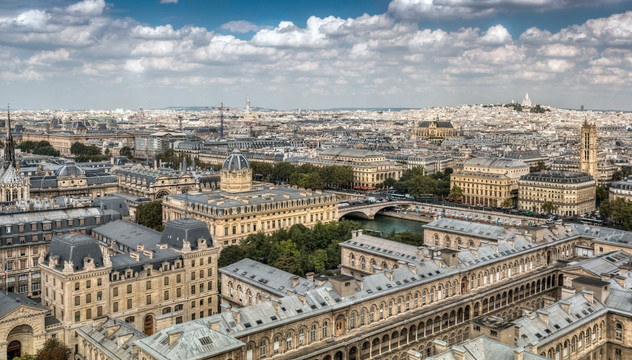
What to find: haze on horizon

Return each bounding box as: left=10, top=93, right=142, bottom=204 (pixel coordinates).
left=1, top=0, right=631, bottom=111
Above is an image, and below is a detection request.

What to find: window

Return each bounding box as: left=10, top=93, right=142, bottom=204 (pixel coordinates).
left=286, top=332, right=293, bottom=350
left=164, top=277, right=169, bottom=286
left=75, top=296, right=80, bottom=306
left=125, top=316, right=135, bottom=323
left=146, top=281, right=151, bottom=290
left=86, top=280, right=91, bottom=289
left=191, top=272, right=196, bottom=281
left=113, top=302, right=119, bottom=312
left=260, top=340, right=267, bottom=358
left=274, top=337, right=280, bottom=354
left=177, top=288, right=182, bottom=297
left=176, top=274, right=181, bottom=283
left=113, top=287, right=118, bottom=297
left=146, top=295, right=152, bottom=305
left=86, top=294, right=91, bottom=303
left=191, top=285, right=196, bottom=295
left=127, top=284, right=132, bottom=294
left=97, top=278, right=102, bottom=286
left=75, top=311, right=80, bottom=322
left=616, top=323, right=623, bottom=340
left=127, top=299, right=132, bottom=309
left=311, top=325, right=316, bottom=341
left=322, top=322, right=328, bottom=338
left=75, top=282, right=80, bottom=291
left=86, top=309, right=92, bottom=320
left=164, top=291, right=169, bottom=300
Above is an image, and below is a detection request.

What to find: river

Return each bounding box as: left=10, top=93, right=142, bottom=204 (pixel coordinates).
left=344, top=214, right=427, bottom=237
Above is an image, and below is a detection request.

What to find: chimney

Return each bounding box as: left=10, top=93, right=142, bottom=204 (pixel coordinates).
left=490, top=243, right=498, bottom=252
left=528, top=341, right=538, bottom=354
left=137, top=243, right=144, bottom=252
left=470, top=247, right=478, bottom=258
left=271, top=298, right=281, bottom=312
left=286, top=289, right=296, bottom=296
left=600, top=273, right=611, bottom=282
left=433, top=257, right=443, bottom=268
left=297, top=293, right=306, bottom=305
left=453, top=346, right=466, bottom=360
left=417, top=246, right=424, bottom=259
left=433, top=339, right=447, bottom=354
left=559, top=300, right=571, bottom=314
left=357, top=229, right=363, bottom=237
left=231, top=308, right=241, bottom=323
left=209, top=320, right=221, bottom=331
left=408, top=262, right=417, bottom=275
left=514, top=347, right=524, bottom=360
left=315, top=275, right=327, bottom=287
left=536, top=310, right=549, bottom=325
left=582, top=290, right=594, bottom=304
left=306, top=272, right=315, bottom=282
left=355, top=277, right=364, bottom=290
left=615, top=275, right=626, bottom=288
left=561, top=287, right=576, bottom=300
left=167, top=330, right=182, bottom=346
left=291, top=275, right=299, bottom=288
left=507, top=238, right=515, bottom=247
left=130, top=251, right=140, bottom=262
left=384, top=269, right=393, bottom=281
left=351, top=230, right=358, bottom=238
left=525, top=233, right=533, bottom=243
left=514, top=324, right=522, bottom=340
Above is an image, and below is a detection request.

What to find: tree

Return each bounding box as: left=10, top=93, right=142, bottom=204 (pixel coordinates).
left=529, top=161, right=548, bottom=173
left=381, top=177, right=397, bottom=189
left=501, top=198, right=514, bottom=208
left=218, top=245, right=247, bottom=268
left=542, top=201, right=558, bottom=214
left=272, top=162, right=295, bottom=183
left=120, top=146, right=133, bottom=158
left=385, top=231, right=424, bottom=246
left=596, top=186, right=609, bottom=204
left=599, top=199, right=612, bottom=219
left=309, top=249, right=328, bottom=272
left=135, top=201, right=164, bottom=231
left=408, top=175, right=438, bottom=196
left=36, top=339, right=71, bottom=360
left=448, top=185, right=464, bottom=202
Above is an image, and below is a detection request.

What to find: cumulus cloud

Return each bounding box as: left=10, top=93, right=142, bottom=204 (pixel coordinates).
left=220, top=20, right=263, bottom=33
left=388, top=0, right=619, bottom=20
left=0, top=0, right=631, bottom=109
left=160, top=0, right=178, bottom=4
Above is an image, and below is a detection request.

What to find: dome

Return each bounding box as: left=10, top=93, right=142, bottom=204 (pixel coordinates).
left=55, top=162, right=85, bottom=177
left=222, top=149, right=249, bottom=171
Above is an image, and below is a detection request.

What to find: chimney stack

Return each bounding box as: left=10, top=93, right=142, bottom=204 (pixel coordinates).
left=291, top=275, right=299, bottom=288
left=355, top=277, right=364, bottom=290
left=514, top=347, right=524, bottom=360
left=582, top=290, right=594, bottom=304
left=306, top=272, right=315, bottom=282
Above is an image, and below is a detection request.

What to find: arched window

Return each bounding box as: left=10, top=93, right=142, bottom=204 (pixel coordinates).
left=260, top=339, right=267, bottom=357
left=286, top=332, right=293, bottom=350
left=273, top=336, right=280, bottom=354
left=350, top=312, right=356, bottom=329
left=361, top=257, right=366, bottom=270
left=351, top=254, right=355, bottom=267
left=616, top=323, right=623, bottom=340
left=298, top=328, right=305, bottom=346
left=310, top=325, right=317, bottom=341
left=322, top=321, right=328, bottom=338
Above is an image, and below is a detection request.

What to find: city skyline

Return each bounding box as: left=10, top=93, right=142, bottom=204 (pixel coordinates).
left=1, top=0, right=632, bottom=110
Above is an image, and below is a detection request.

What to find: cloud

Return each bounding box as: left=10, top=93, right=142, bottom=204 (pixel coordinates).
left=220, top=20, right=262, bottom=33
left=159, top=0, right=178, bottom=4
left=0, top=0, right=632, bottom=109
left=388, top=0, right=620, bottom=20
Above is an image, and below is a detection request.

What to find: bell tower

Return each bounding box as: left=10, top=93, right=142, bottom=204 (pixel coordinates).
left=4, top=104, right=15, bottom=168
left=579, top=119, right=597, bottom=181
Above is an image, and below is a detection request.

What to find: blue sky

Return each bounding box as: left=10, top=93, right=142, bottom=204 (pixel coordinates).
left=1, top=0, right=632, bottom=110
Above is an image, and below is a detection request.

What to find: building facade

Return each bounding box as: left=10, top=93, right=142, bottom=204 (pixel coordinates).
left=580, top=121, right=598, bottom=181
left=39, top=217, right=219, bottom=351
left=518, top=171, right=596, bottom=216
left=609, top=176, right=632, bottom=202
left=451, top=157, right=530, bottom=207
left=411, top=118, right=458, bottom=140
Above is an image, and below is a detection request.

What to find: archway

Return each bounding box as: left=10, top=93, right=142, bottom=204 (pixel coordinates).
left=143, top=314, right=155, bottom=336
left=335, top=315, right=346, bottom=336
left=155, top=190, right=170, bottom=199
left=334, top=351, right=344, bottom=360
left=7, top=340, right=21, bottom=360
left=7, top=325, right=34, bottom=360
left=546, top=251, right=551, bottom=265
left=461, top=277, right=468, bottom=294
left=349, top=346, right=358, bottom=360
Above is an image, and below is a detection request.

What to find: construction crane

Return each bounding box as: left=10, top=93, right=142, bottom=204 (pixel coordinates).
left=209, top=102, right=235, bottom=139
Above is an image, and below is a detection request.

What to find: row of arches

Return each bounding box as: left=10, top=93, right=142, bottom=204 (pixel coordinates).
left=543, top=321, right=607, bottom=360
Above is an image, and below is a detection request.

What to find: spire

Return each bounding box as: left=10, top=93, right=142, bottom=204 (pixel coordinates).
left=4, top=104, right=15, bottom=168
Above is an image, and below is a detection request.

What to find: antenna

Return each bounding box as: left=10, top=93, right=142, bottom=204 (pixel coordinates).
left=220, top=102, right=224, bottom=139
left=184, top=191, right=189, bottom=218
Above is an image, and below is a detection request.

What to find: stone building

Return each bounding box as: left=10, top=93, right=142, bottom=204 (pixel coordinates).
left=411, top=118, right=458, bottom=140
left=0, top=107, right=30, bottom=204
left=609, top=176, right=632, bottom=202
left=113, top=166, right=197, bottom=200
left=451, top=157, right=530, bottom=207
left=518, top=171, right=596, bottom=217
left=162, top=151, right=338, bottom=248
left=29, top=162, right=119, bottom=199
left=20, top=131, right=134, bottom=157
left=580, top=120, right=598, bottom=181
left=219, top=258, right=315, bottom=309
left=0, top=206, right=120, bottom=297
left=39, top=217, right=219, bottom=351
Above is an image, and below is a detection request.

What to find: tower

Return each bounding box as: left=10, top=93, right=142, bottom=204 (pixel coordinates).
left=4, top=104, right=15, bottom=168
left=522, top=92, right=531, bottom=107
left=220, top=150, right=252, bottom=193
left=579, top=119, right=598, bottom=180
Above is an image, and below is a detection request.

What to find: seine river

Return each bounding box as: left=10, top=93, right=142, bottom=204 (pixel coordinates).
left=344, top=214, right=427, bottom=237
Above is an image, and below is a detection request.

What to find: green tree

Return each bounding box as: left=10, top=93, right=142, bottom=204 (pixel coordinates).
left=381, top=177, right=397, bottom=189
left=542, top=201, right=558, bottom=214
left=448, top=185, right=464, bottom=202
left=501, top=198, right=514, bottom=208
left=529, top=161, right=548, bottom=173
left=408, top=175, right=438, bottom=196
left=218, top=245, right=247, bottom=268
left=272, top=162, right=295, bottom=183
left=309, top=249, right=328, bottom=272
left=599, top=199, right=611, bottom=219
left=135, top=201, right=164, bottom=231
left=385, top=231, right=424, bottom=246
left=400, top=166, right=425, bottom=182
left=120, top=146, right=133, bottom=158
left=596, top=186, right=609, bottom=204
left=612, top=168, right=632, bottom=182
left=36, top=338, right=71, bottom=360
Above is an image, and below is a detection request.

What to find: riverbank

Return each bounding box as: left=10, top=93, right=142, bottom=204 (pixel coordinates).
left=380, top=211, right=433, bottom=223
left=347, top=213, right=427, bottom=237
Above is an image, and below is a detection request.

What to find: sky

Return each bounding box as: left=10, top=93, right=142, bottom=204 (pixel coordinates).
left=1, top=0, right=632, bottom=110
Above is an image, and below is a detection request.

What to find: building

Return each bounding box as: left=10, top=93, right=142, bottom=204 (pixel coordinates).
left=450, top=157, right=530, bottom=207
left=609, top=176, right=632, bottom=202
left=411, top=118, right=458, bottom=140
left=580, top=120, right=598, bottom=181
left=20, top=131, right=134, bottom=156
left=39, top=217, right=219, bottom=351
left=522, top=92, right=532, bottom=107
left=133, top=131, right=187, bottom=160
left=162, top=151, right=338, bottom=248
left=518, top=171, right=596, bottom=217
left=219, top=258, right=316, bottom=309
left=0, top=205, right=121, bottom=297
left=29, top=162, right=119, bottom=199
left=113, top=166, right=197, bottom=200
left=0, top=107, right=30, bottom=204
left=306, top=147, right=404, bottom=190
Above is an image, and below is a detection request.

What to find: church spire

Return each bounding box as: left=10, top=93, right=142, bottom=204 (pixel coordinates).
left=4, top=104, right=15, bottom=168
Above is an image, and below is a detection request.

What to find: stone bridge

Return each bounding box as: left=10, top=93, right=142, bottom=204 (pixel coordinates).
left=337, top=201, right=417, bottom=220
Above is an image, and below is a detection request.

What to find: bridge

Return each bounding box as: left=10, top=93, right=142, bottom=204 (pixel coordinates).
left=338, top=201, right=546, bottom=226
left=337, top=201, right=416, bottom=220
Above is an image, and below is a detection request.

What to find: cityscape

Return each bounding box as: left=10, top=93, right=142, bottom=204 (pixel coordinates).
left=1, top=1, right=632, bottom=360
